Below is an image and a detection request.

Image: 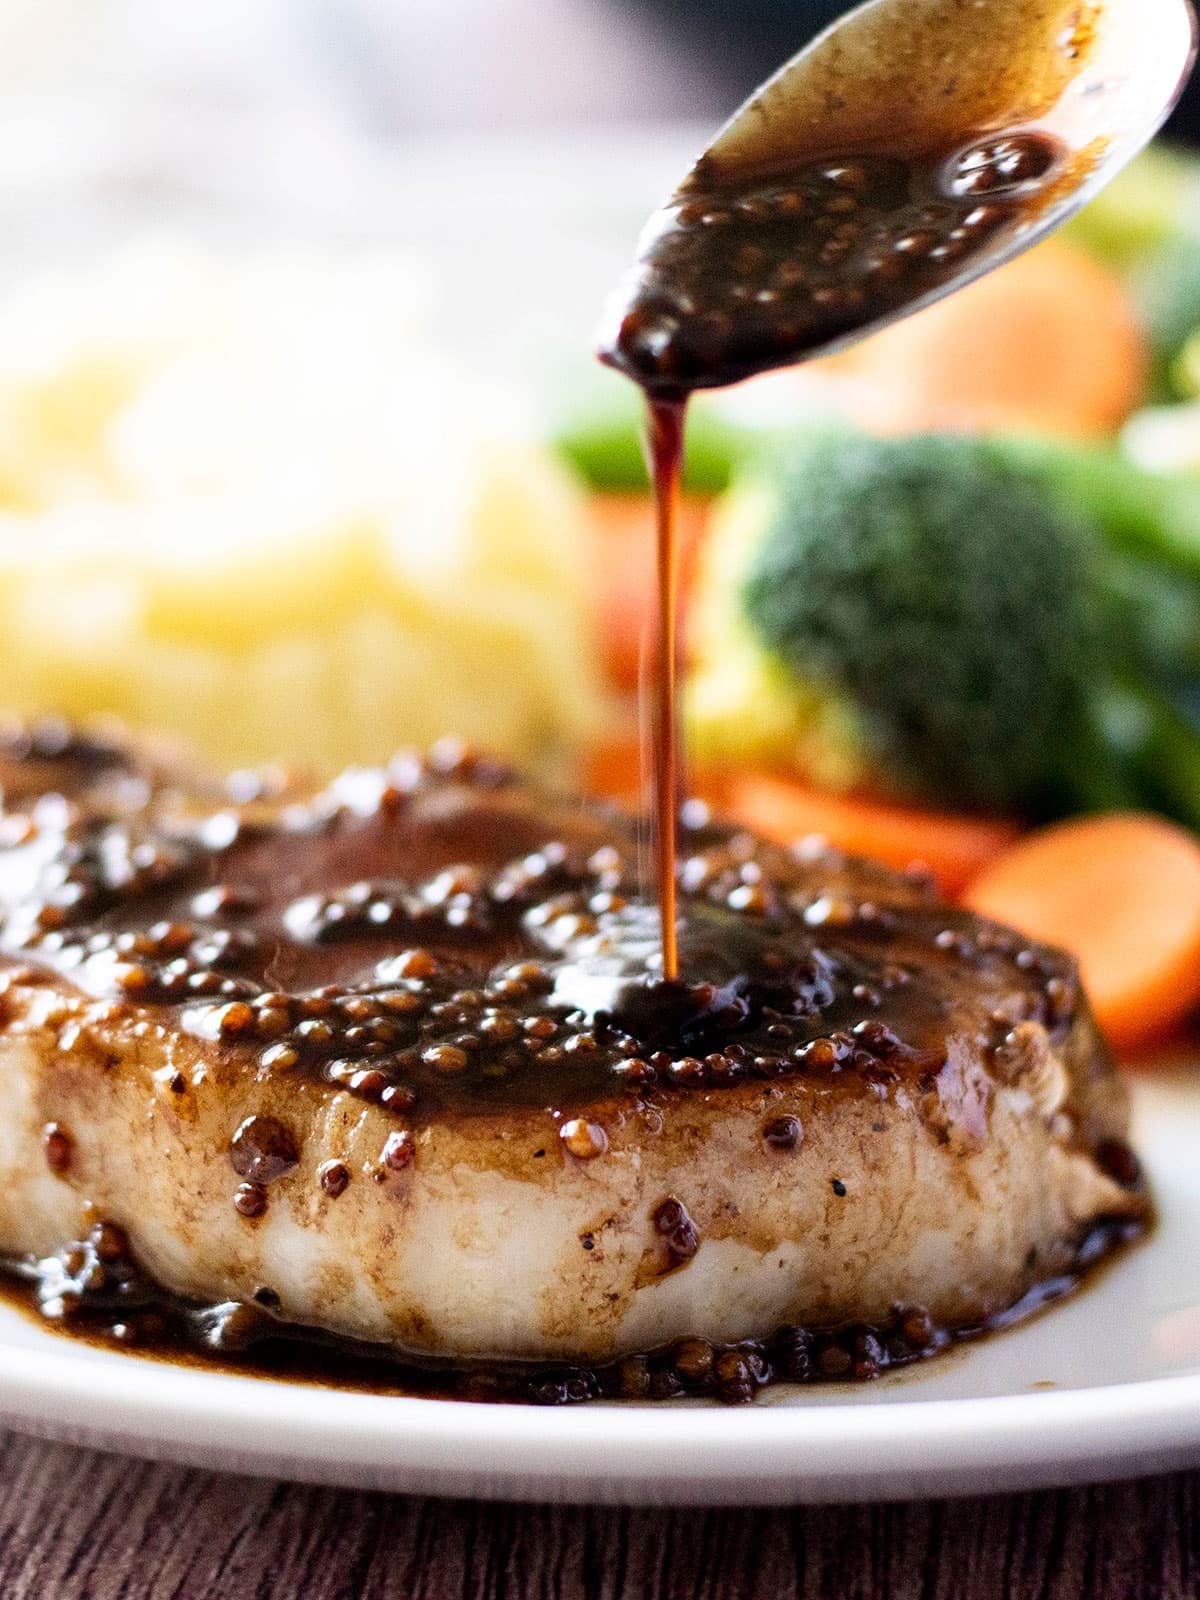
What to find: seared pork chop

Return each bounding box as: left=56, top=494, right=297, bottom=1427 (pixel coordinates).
left=0, top=723, right=1144, bottom=1400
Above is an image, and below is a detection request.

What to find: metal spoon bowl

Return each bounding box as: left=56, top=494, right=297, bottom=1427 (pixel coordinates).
left=600, top=0, right=1197, bottom=388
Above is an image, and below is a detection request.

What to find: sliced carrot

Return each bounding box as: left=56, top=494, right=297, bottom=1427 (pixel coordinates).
left=720, top=770, right=1020, bottom=895
left=964, top=813, right=1200, bottom=1053
left=583, top=734, right=643, bottom=806
left=584, top=742, right=740, bottom=811
left=813, top=239, right=1147, bottom=439
left=583, top=492, right=710, bottom=691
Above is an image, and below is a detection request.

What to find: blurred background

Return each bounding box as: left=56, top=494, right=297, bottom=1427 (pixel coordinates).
left=6, top=0, right=1197, bottom=139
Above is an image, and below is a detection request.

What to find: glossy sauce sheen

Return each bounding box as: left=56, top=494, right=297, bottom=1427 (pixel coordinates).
left=599, top=127, right=1068, bottom=979
left=0, top=727, right=1148, bottom=1402
left=600, top=131, right=1067, bottom=394
left=645, top=397, right=686, bottom=979
left=0, top=726, right=1091, bottom=1114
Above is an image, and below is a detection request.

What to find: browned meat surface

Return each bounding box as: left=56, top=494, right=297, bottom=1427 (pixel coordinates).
left=0, top=722, right=1145, bottom=1398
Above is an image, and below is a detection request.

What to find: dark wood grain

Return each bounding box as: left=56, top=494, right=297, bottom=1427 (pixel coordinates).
left=0, top=1430, right=1196, bottom=1600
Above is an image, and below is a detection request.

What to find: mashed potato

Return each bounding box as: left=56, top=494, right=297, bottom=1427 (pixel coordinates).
left=0, top=240, right=607, bottom=772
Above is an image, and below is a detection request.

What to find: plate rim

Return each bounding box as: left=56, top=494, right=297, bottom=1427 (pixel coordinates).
left=3, top=1321, right=1200, bottom=1503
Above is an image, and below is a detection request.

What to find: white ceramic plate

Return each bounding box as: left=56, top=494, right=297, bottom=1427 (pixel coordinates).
left=0, top=1071, right=1197, bottom=1505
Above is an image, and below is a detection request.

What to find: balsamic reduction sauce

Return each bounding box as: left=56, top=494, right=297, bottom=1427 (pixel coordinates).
left=0, top=730, right=1151, bottom=1403
left=644, top=396, right=686, bottom=980
left=598, top=125, right=1069, bottom=984
left=601, top=131, right=1065, bottom=395
left=0, top=733, right=1086, bottom=1118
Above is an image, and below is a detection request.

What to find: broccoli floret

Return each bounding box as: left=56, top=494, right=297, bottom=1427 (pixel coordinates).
left=740, top=432, right=1105, bottom=811
left=689, top=427, right=1200, bottom=822
left=546, top=369, right=754, bottom=493
left=972, top=432, right=1200, bottom=671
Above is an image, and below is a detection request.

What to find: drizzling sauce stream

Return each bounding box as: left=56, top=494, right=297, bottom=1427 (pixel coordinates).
left=644, top=396, right=687, bottom=979
left=600, top=125, right=1073, bottom=982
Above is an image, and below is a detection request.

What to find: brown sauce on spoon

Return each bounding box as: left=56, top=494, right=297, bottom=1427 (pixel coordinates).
left=602, top=130, right=1066, bottom=395
left=598, top=124, right=1071, bottom=982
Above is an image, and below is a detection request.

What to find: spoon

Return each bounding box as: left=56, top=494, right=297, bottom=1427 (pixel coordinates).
left=595, top=0, right=1195, bottom=987
left=598, top=0, right=1197, bottom=392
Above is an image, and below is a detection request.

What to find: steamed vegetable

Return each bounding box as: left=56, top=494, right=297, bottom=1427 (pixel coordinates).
left=690, top=426, right=1200, bottom=825
left=965, top=813, right=1200, bottom=1051
left=549, top=372, right=754, bottom=494
left=813, top=240, right=1146, bottom=438
left=1067, top=145, right=1200, bottom=404
left=1065, top=144, right=1200, bottom=272
left=1173, top=330, right=1200, bottom=408
left=1133, top=235, right=1200, bottom=401
left=724, top=771, right=1019, bottom=894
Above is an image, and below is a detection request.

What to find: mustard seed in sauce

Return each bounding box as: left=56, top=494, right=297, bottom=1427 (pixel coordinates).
left=42, top=1123, right=72, bottom=1175
left=900, top=1308, right=935, bottom=1348
left=381, top=1130, right=414, bottom=1171
left=233, top=1182, right=268, bottom=1219
left=763, top=1114, right=802, bottom=1150
left=229, top=1116, right=299, bottom=1185
left=260, top=1042, right=299, bottom=1072
left=92, top=1222, right=129, bottom=1263
left=423, top=1044, right=469, bottom=1075
left=653, top=1196, right=699, bottom=1263
left=947, top=131, right=1061, bottom=197
left=390, top=949, right=438, bottom=981
left=560, top=1119, right=609, bottom=1160
left=319, top=1160, right=350, bottom=1198
left=672, top=1337, right=715, bottom=1384
left=818, top=1343, right=854, bottom=1378
left=216, top=1001, right=256, bottom=1038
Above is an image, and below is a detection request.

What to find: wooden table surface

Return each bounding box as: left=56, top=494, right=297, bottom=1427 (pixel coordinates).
left=0, top=1429, right=1197, bottom=1599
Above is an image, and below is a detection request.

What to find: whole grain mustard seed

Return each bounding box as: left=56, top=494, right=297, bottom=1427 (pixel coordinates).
left=381, top=1130, right=415, bottom=1171
left=423, top=1044, right=469, bottom=1075
left=763, top=1115, right=802, bottom=1151
left=233, top=1182, right=267, bottom=1219
left=229, top=1115, right=299, bottom=1185
left=560, top=1119, right=609, bottom=1160
left=318, top=1160, right=350, bottom=1198
left=42, top=1122, right=73, bottom=1175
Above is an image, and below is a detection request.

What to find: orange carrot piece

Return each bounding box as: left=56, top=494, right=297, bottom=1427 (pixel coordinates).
left=964, top=813, right=1200, bottom=1053
left=722, top=771, right=1020, bottom=895
left=812, top=239, right=1147, bottom=439
left=583, top=735, right=643, bottom=806
left=583, top=492, right=710, bottom=692
left=584, top=744, right=741, bottom=812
